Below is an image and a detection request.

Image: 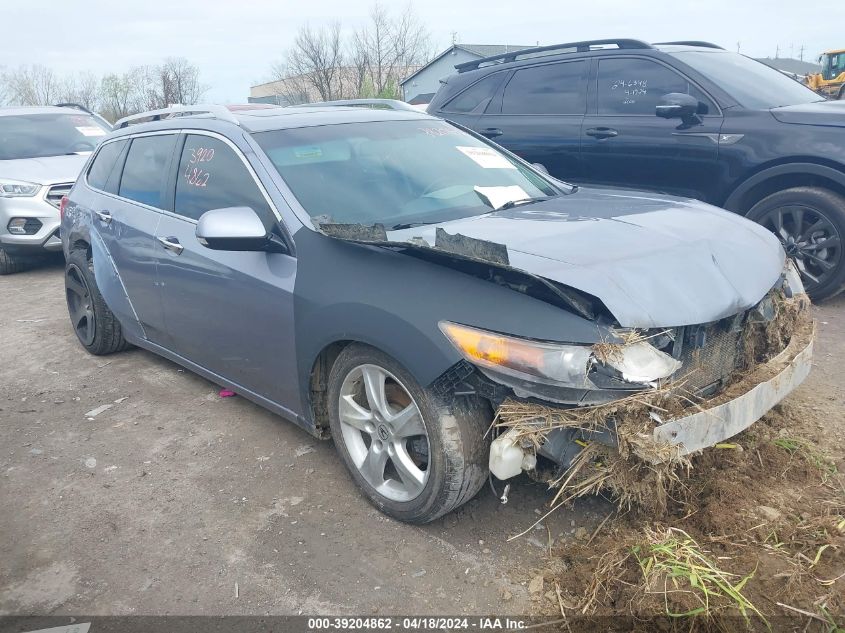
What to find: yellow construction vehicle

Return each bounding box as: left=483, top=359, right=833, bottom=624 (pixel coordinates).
left=806, top=49, right=845, bottom=99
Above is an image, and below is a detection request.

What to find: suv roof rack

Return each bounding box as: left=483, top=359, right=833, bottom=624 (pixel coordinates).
left=114, top=104, right=239, bottom=129
left=455, top=39, right=654, bottom=72
left=295, top=98, right=418, bottom=111
left=653, top=41, right=725, bottom=49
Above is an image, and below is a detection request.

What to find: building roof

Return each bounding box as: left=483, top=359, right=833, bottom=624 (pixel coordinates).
left=400, top=43, right=535, bottom=85
left=755, top=57, right=820, bottom=76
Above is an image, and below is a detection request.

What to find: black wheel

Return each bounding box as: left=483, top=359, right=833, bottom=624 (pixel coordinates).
left=64, top=249, right=130, bottom=355
left=0, top=248, right=29, bottom=275
left=838, top=85, right=845, bottom=100
left=327, top=343, right=491, bottom=524
left=747, top=187, right=845, bottom=301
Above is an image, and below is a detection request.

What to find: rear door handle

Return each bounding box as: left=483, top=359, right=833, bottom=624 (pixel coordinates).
left=479, top=128, right=504, bottom=138
left=95, top=210, right=112, bottom=225
left=157, top=236, right=184, bottom=255
left=585, top=127, right=619, bottom=139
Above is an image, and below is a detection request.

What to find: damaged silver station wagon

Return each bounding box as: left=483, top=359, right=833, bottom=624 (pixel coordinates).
left=61, top=104, right=814, bottom=523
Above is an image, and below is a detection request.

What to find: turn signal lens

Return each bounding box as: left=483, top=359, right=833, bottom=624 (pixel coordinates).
left=438, top=321, right=593, bottom=388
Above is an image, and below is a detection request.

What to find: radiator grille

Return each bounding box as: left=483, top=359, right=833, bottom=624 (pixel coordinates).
left=675, top=321, right=744, bottom=396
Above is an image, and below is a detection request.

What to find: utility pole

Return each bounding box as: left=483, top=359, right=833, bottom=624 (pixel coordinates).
left=775, top=44, right=780, bottom=59
left=736, top=41, right=741, bottom=53
left=799, top=44, right=805, bottom=60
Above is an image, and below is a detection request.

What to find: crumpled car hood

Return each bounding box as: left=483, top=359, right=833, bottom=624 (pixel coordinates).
left=0, top=154, right=89, bottom=185
left=387, top=187, right=785, bottom=329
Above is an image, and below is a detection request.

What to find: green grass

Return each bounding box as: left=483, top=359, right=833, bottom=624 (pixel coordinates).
left=632, top=527, right=767, bottom=627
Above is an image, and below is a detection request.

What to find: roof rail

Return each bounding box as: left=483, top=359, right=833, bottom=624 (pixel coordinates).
left=114, top=104, right=239, bottom=129
left=653, top=41, right=725, bottom=49
left=294, top=98, right=418, bottom=112
left=455, top=39, right=654, bottom=72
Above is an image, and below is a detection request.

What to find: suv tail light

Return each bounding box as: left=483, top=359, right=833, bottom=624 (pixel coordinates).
left=59, top=196, right=68, bottom=220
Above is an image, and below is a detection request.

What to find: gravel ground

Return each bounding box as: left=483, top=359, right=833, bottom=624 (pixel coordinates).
left=0, top=262, right=611, bottom=617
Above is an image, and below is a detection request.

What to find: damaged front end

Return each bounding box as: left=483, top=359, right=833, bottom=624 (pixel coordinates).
left=486, top=259, right=814, bottom=491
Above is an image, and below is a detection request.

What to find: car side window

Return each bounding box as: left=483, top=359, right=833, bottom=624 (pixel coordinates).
left=118, top=135, right=177, bottom=209
left=173, top=134, right=272, bottom=222
left=444, top=74, right=505, bottom=113
left=86, top=140, right=126, bottom=192
left=501, top=61, right=586, bottom=115
left=597, top=58, right=715, bottom=115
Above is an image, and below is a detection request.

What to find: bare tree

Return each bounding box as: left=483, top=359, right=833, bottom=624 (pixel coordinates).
left=271, top=22, right=346, bottom=103
left=2, top=65, right=61, bottom=105
left=58, top=72, right=100, bottom=110
left=352, top=3, right=431, bottom=98
left=99, top=71, right=141, bottom=122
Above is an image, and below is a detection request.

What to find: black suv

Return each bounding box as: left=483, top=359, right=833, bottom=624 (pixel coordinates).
left=428, top=39, right=845, bottom=300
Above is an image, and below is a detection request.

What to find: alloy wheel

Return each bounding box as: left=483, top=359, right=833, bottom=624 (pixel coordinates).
left=338, top=364, right=430, bottom=502
left=66, top=263, right=96, bottom=346
left=759, top=204, right=842, bottom=290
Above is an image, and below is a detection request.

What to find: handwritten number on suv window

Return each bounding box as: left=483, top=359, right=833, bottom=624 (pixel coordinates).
left=183, top=147, right=214, bottom=188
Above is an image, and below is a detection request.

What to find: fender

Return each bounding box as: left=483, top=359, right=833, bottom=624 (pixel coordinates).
left=89, top=230, right=146, bottom=341
left=723, top=162, right=845, bottom=212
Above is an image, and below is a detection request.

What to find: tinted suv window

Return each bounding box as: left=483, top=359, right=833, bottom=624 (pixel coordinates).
left=119, top=135, right=177, bottom=209
left=597, top=58, right=713, bottom=115
left=174, top=134, right=272, bottom=222
left=502, top=61, right=586, bottom=114
left=87, top=140, right=126, bottom=192
left=444, top=74, right=505, bottom=113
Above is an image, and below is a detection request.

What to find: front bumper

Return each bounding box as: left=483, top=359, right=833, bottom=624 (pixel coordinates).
left=0, top=191, right=63, bottom=254
left=653, top=320, right=814, bottom=455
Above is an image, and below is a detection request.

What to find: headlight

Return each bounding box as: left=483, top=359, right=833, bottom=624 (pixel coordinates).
left=0, top=180, right=41, bottom=198
left=439, top=321, right=594, bottom=387
left=439, top=321, right=681, bottom=394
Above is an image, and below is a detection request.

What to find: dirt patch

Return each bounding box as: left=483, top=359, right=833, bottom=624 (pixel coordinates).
left=528, top=405, right=844, bottom=631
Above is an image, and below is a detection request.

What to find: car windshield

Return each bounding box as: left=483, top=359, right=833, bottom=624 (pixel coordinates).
left=254, top=119, right=562, bottom=228
left=0, top=112, right=110, bottom=160
left=669, top=50, right=824, bottom=109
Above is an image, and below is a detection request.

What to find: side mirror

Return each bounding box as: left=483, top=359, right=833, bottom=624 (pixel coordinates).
left=196, top=206, right=286, bottom=253
left=655, top=93, right=702, bottom=122
left=532, top=162, right=550, bottom=175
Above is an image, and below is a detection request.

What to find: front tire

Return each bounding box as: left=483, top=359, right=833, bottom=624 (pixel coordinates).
left=65, top=249, right=130, bottom=355
left=0, top=248, right=29, bottom=275
left=747, top=186, right=845, bottom=301
left=327, top=343, right=491, bottom=523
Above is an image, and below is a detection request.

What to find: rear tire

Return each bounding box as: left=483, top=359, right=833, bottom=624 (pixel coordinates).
left=65, top=249, right=130, bottom=355
left=0, top=248, right=29, bottom=275
left=746, top=186, right=845, bottom=301
left=327, top=343, right=491, bottom=524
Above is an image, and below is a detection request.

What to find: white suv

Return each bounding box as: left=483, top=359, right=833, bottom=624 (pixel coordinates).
left=0, top=105, right=110, bottom=273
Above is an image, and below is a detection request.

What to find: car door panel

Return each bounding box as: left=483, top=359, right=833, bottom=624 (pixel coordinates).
left=154, top=133, right=300, bottom=411
left=473, top=61, right=587, bottom=181
left=92, top=135, right=174, bottom=342
left=580, top=56, right=723, bottom=201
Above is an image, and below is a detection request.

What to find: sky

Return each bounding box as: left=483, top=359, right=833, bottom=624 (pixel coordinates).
left=1, top=0, right=841, bottom=103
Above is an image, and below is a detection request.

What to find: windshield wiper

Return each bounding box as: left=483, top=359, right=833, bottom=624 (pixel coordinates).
left=388, top=220, right=442, bottom=230
left=498, top=195, right=557, bottom=210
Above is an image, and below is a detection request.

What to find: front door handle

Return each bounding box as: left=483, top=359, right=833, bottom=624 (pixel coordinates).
left=95, top=210, right=112, bottom=225
left=479, top=127, right=504, bottom=138
left=157, top=236, right=184, bottom=255
left=585, top=127, right=619, bottom=139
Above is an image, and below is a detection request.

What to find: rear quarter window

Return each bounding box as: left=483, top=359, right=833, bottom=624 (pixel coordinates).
left=86, top=140, right=126, bottom=192
left=443, top=74, right=506, bottom=113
